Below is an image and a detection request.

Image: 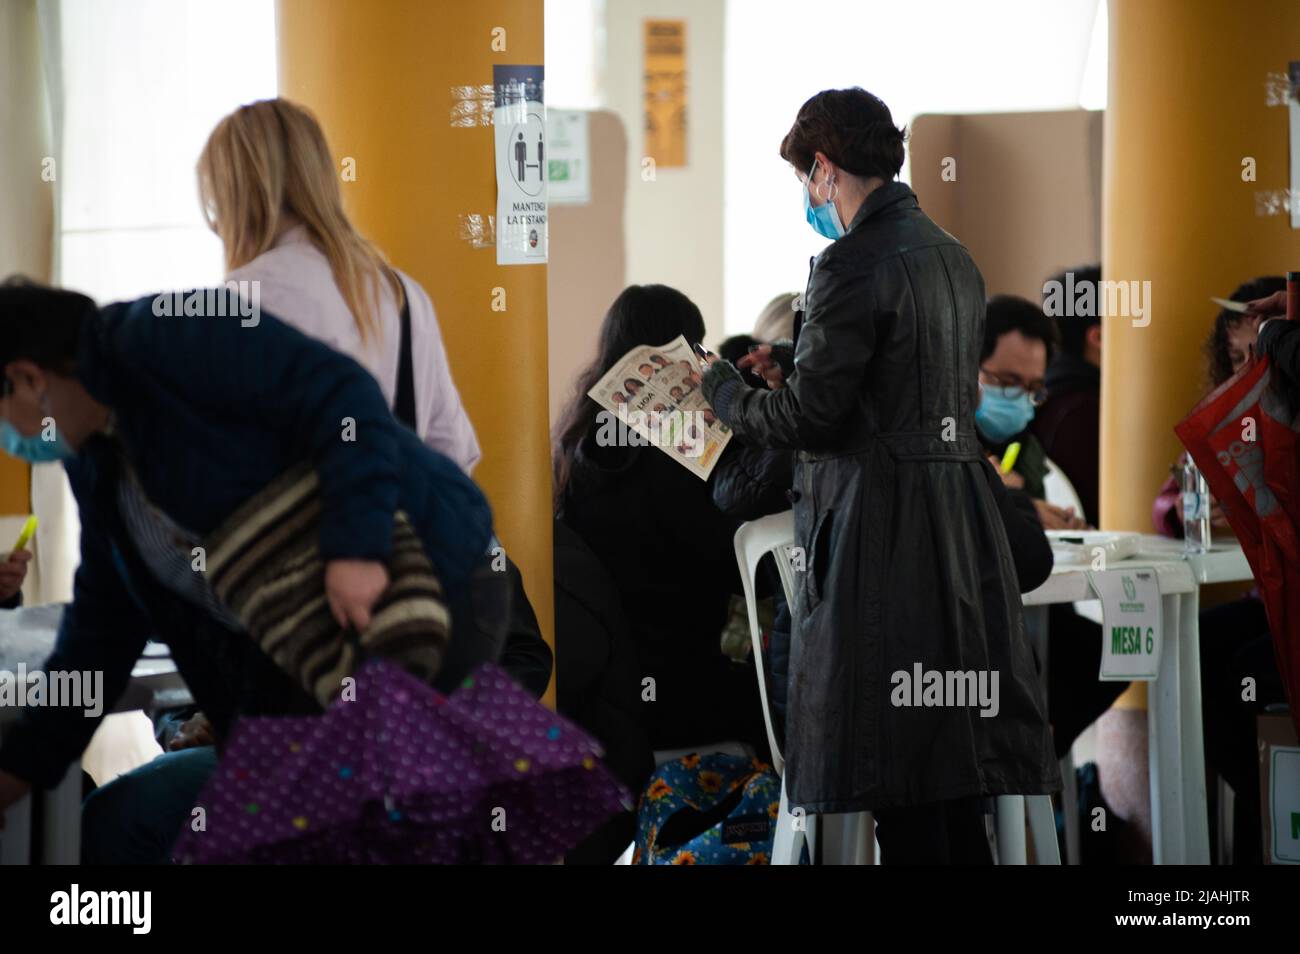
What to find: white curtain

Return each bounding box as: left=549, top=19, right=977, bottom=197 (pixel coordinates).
left=17, top=0, right=278, bottom=604
left=53, top=0, right=277, bottom=300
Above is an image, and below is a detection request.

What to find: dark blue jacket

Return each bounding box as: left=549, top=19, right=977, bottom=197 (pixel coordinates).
left=79, top=295, right=491, bottom=572
left=0, top=293, right=492, bottom=787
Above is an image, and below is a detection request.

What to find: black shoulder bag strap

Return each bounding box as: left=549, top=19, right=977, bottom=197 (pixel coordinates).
left=393, top=274, right=417, bottom=432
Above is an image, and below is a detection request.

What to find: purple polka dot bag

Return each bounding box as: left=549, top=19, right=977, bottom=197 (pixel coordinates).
left=173, top=661, right=631, bottom=864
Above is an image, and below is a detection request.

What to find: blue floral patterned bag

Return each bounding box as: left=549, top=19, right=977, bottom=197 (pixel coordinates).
left=632, top=752, right=780, bottom=865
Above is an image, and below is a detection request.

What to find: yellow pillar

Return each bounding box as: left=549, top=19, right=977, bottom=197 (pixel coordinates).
left=1103, top=1, right=1300, bottom=719
left=0, top=0, right=46, bottom=517
left=1102, top=0, right=1300, bottom=529
left=0, top=461, right=30, bottom=517
left=277, top=0, right=554, bottom=701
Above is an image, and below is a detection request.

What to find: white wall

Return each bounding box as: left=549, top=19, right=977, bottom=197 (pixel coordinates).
left=603, top=0, right=727, bottom=345
left=545, top=0, right=605, bottom=110
left=554, top=0, right=1113, bottom=350
left=723, top=0, right=1107, bottom=334
left=57, top=0, right=277, bottom=303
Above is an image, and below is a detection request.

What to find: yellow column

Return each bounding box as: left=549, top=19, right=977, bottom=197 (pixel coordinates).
left=0, top=461, right=30, bottom=517
left=1102, top=0, right=1300, bottom=529
left=0, top=0, right=45, bottom=517
left=1103, top=1, right=1300, bottom=723
left=277, top=0, right=554, bottom=701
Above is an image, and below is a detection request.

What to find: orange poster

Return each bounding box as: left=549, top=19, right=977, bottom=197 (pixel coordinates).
left=644, top=19, right=686, bottom=168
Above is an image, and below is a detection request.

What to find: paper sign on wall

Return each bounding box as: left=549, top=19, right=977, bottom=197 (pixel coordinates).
left=547, top=110, right=590, bottom=206
left=1088, top=568, right=1162, bottom=681
left=644, top=19, right=686, bottom=169
left=493, top=64, right=548, bottom=265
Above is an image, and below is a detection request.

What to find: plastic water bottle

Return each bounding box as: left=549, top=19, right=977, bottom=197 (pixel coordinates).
left=1181, top=457, right=1211, bottom=554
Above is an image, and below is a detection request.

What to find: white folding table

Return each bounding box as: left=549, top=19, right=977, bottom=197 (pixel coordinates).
left=1023, top=537, right=1253, bottom=864
left=0, top=604, right=189, bottom=865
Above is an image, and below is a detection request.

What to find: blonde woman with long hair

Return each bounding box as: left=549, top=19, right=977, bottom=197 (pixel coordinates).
left=197, top=97, right=480, bottom=473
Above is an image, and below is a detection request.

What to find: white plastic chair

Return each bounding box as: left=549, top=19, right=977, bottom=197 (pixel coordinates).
left=999, top=794, right=1061, bottom=864
left=615, top=513, right=810, bottom=865
left=735, top=510, right=1059, bottom=866
left=733, top=511, right=796, bottom=776
left=733, top=511, right=836, bottom=864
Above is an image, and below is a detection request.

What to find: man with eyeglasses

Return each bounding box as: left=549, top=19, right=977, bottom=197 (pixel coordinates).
left=978, top=294, right=1123, bottom=771
left=976, top=294, right=1087, bottom=531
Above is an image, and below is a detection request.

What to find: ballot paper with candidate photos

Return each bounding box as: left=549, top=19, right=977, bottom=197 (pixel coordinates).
left=586, top=335, right=733, bottom=479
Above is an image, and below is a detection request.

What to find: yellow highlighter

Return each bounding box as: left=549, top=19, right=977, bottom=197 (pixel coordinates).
left=12, top=515, right=38, bottom=553
left=999, top=442, right=1022, bottom=475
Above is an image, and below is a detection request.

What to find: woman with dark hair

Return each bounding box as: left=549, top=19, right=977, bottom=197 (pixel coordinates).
left=554, top=285, right=767, bottom=764
left=1148, top=276, right=1288, bottom=863
left=0, top=279, right=557, bottom=862
left=1204, top=276, right=1287, bottom=387
left=701, top=88, right=1059, bottom=864
left=1153, top=277, right=1285, bottom=537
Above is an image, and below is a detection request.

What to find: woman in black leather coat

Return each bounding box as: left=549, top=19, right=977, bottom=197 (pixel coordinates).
left=701, top=87, right=1059, bottom=864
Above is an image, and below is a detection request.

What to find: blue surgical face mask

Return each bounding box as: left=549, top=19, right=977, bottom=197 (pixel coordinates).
left=975, top=385, right=1035, bottom=444
left=0, top=418, right=74, bottom=463
left=803, top=161, right=845, bottom=240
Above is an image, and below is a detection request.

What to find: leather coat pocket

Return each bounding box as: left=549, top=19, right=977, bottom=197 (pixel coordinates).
left=806, top=508, right=834, bottom=611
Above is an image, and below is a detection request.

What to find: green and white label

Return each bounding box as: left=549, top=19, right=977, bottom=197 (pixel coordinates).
left=1089, top=568, right=1162, bottom=681
left=1270, top=746, right=1300, bottom=864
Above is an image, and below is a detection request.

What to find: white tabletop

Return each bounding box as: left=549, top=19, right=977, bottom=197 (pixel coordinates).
left=1023, top=534, right=1253, bottom=607
left=1127, top=535, right=1253, bottom=585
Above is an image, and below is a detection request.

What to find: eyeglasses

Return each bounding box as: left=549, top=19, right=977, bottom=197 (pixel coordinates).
left=980, top=368, right=1048, bottom=407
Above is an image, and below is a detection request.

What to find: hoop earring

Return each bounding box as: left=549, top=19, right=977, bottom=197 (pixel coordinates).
left=815, top=174, right=835, bottom=203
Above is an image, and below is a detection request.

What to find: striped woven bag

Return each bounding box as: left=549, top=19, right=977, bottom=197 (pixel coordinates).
left=205, top=464, right=450, bottom=707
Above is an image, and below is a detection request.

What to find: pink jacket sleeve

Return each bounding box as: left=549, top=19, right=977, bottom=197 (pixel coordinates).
left=1152, top=474, right=1182, bottom=538
left=407, top=279, right=482, bottom=474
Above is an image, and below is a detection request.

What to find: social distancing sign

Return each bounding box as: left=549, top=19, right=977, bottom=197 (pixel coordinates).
left=493, top=64, right=547, bottom=266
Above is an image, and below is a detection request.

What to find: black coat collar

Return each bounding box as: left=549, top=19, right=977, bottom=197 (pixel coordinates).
left=847, top=181, right=916, bottom=233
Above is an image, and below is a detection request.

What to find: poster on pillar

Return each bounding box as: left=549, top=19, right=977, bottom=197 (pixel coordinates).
left=644, top=20, right=687, bottom=168
left=494, top=65, right=548, bottom=266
